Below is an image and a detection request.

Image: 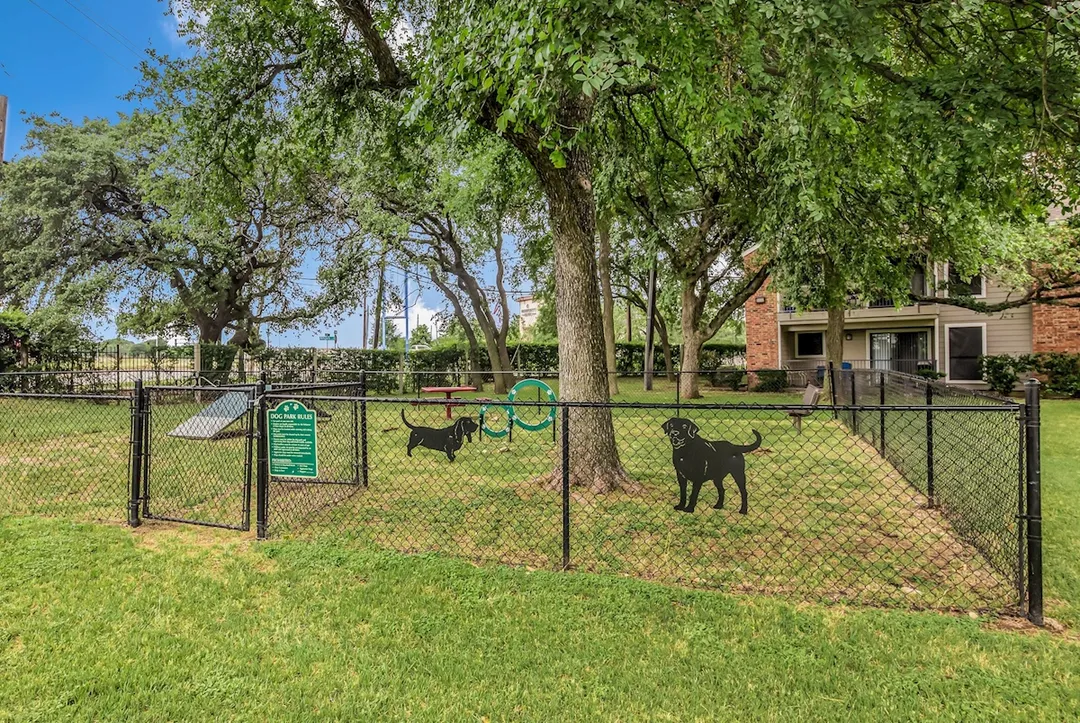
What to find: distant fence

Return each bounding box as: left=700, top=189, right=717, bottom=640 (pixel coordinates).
left=0, top=372, right=1046, bottom=621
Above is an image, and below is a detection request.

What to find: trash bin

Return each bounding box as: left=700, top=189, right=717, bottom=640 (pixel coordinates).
left=841, top=362, right=852, bottom=370
left=815, top=365, right=826, bottom=387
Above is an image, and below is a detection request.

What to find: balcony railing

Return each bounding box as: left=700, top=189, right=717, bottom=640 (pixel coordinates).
left=782, top=358, right=939, bottom=375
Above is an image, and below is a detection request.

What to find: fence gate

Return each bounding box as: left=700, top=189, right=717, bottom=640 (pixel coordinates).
left=139, top=385, right=254, bottom=530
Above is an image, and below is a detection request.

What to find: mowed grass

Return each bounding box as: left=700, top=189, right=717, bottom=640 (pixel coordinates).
left=0, top=519, right=1078, bottom=721
left=0, top=388, right=1078, bottom=719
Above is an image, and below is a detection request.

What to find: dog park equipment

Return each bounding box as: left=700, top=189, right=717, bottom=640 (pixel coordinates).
left=480, top=378, right=557, bottom=439
left=167, top=391, right=251, bottom=439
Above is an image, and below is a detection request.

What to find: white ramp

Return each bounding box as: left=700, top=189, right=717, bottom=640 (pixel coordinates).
left=168, top=391, right=251, bottom=439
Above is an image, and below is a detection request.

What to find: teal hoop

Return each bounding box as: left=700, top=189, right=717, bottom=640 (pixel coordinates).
left=480, top=402, right=514, bottom=438
left=508, top=379, right=558, bottom=432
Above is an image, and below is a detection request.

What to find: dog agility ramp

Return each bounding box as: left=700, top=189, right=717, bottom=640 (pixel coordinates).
left=168, top=391, right=251, bottom=439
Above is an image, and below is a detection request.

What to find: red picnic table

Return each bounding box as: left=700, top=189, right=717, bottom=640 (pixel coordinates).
left=419, top=386, right=477, bottom=419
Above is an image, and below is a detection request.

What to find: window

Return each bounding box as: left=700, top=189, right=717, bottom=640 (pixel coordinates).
left=948, top=265, right=985, bottom=298
left=910, top=266, right=927, bottom=297
left=946, top=325, right=985, bottom=381
left=795, top=332, right=824, bottom=358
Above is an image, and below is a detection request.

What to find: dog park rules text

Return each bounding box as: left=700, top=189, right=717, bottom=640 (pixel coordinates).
left=267, top=401, right=319, bottom=479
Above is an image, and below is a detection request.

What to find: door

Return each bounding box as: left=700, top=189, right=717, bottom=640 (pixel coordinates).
left=142, top=387, right=254, bottom=530
left=870, top=330, right=930, bottom=374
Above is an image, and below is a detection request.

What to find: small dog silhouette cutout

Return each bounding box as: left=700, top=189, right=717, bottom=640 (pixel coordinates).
left=661, top=417, right=761, bottom=514
left=401, top=410, right=478, bottom=461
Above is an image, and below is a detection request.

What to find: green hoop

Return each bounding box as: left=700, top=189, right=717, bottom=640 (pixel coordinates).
left=508, top=379, right=558, bottom=432
left=480, top=402, right=514, bottom=438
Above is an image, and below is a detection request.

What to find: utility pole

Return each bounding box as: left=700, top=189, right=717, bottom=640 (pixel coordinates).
left=403, top=267, right=411, bottom=359
left=0, top=95, right=8, bottom=162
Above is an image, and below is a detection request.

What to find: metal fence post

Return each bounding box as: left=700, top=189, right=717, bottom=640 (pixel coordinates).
left=115, top=343, right=121, bottom=393
left=561, top=406, right=571, bottom=571
left=850, top=370, right=858, bottom=432
left=925, top=383, right=935, bottom=508
left=360, top=370, right=369, bottom=488
left=256, top=377, right=269, bottom=539
left=128, top=380, right=145, bottom=527
left=878, top=371, right=886, bottom=455
left=1025, top=379, right=1044, bottom=625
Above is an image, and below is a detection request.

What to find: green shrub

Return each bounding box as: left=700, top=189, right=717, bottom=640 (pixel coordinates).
left=712, top=368, right=745, bottom=391
left=979, top=355, right=1022, bottom=396
left=979, top=352, right=1080, bottom=397
left=752, top=369, right=788, bottom=393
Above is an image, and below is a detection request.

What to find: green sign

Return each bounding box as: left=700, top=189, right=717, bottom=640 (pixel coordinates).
left=267, top=400, right=319, bottom=479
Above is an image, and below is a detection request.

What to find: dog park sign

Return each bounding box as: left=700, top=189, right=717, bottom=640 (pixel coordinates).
left=267, top=400, right=319, bottom=479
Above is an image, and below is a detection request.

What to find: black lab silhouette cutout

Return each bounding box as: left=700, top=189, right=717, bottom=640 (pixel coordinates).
left=661, top=418, right=761, bottom=514
left=401, top=410, right=479, bottom=461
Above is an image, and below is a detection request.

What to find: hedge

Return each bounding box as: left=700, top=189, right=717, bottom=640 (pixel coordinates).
left=980, top=353, right=1080, bottom=397
left=244, top=341, right=745, bottom=379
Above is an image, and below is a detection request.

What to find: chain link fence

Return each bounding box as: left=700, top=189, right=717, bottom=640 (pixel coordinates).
left=0, top=372, right=1042, bottom=618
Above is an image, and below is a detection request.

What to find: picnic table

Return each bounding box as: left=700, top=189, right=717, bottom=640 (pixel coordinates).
left=419, top=386, right=477, bottom=419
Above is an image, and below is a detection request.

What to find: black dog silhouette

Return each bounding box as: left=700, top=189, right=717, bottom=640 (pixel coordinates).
left=661, top=418, right=762, bottom=514
left=401, top=410, right=479, bottom=461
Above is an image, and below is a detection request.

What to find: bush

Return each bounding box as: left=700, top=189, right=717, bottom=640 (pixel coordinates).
left=712, top=368, right=745, bottom=391
left=980, top=352, right=1080, bottom=397
left=979, top=355, right=1023, bottom=396
left=752, top=369, right=789, bottom=393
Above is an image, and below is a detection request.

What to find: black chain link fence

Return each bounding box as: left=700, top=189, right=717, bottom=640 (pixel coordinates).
left=0, top=371, right=1039, bottom=616
left=258, top=382, right=1026, bottom=611
left=0, top=391, right=133, bottom=521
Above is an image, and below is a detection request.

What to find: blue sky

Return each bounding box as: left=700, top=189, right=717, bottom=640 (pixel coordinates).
left=1, top=0, right=525, bottom=347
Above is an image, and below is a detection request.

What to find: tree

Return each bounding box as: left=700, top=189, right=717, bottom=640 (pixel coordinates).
left=334, top=124, right=536, bottom=393
left=0, top=115, right=362, bottom=349
left=160, top=0, right=728, bottom=490
left=600, top=94, right=770, bottom=398
left=409, top=323, right=433, bottom=347
left=754, top=0, right=1080, bottom=367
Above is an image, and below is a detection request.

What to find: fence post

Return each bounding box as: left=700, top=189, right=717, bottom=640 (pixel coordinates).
left=128, top=380, right=145, bottom=528
left=828, top=362, right=838, bottom=419
left=256, top=377, right=269, bottom=539
left=561, top=406, right=571, bottom=571
left=850, top=370, right=858, bottom=432
left=360, top=370, right=369, bottom=488
left=1025, top=379, right=1044, bottom=626
left=878, top=371, right=886, bottom=455
left=925, top=383, right=936, bottom=508
left=116, top=343, right=121, bottom=393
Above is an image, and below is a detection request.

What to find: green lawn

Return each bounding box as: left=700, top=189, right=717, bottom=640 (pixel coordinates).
left=0, top=388, right=1078, bottom=719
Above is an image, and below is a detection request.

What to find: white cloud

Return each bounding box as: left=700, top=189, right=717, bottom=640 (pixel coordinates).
left=163, top=4, right=209, bottom=49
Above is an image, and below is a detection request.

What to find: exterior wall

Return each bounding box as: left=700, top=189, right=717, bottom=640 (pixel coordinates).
left=744, top=257, right=779, bottom=369
left=1032, top=303, right=1080, bottom=353
left=935, top=278, right=1033, bottom=365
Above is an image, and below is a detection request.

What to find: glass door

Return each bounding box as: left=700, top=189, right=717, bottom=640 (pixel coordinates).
left=870, top=331, right=930, bottom=374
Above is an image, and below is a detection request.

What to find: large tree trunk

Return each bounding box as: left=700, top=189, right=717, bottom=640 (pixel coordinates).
left=826, top=303, right=846, bottom=373
left=597, top=215, right=619, bottom=397
left=537, top=156, right=629, bottom=491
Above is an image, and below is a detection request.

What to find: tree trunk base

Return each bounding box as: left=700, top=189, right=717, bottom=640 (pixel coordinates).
left=532, top=465, right=643, bottom=494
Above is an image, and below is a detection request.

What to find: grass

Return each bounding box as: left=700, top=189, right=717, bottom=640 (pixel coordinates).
left=0, top=519, right=1078, bottom=720
left=0, top=385, right=1078, bottom=719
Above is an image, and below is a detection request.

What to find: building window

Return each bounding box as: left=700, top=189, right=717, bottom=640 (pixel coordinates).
left=946, top=325, right=985, bottom=381
left=795, top=332, right=825, bottom=358
left=948, top=265, right=986, bottom=298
